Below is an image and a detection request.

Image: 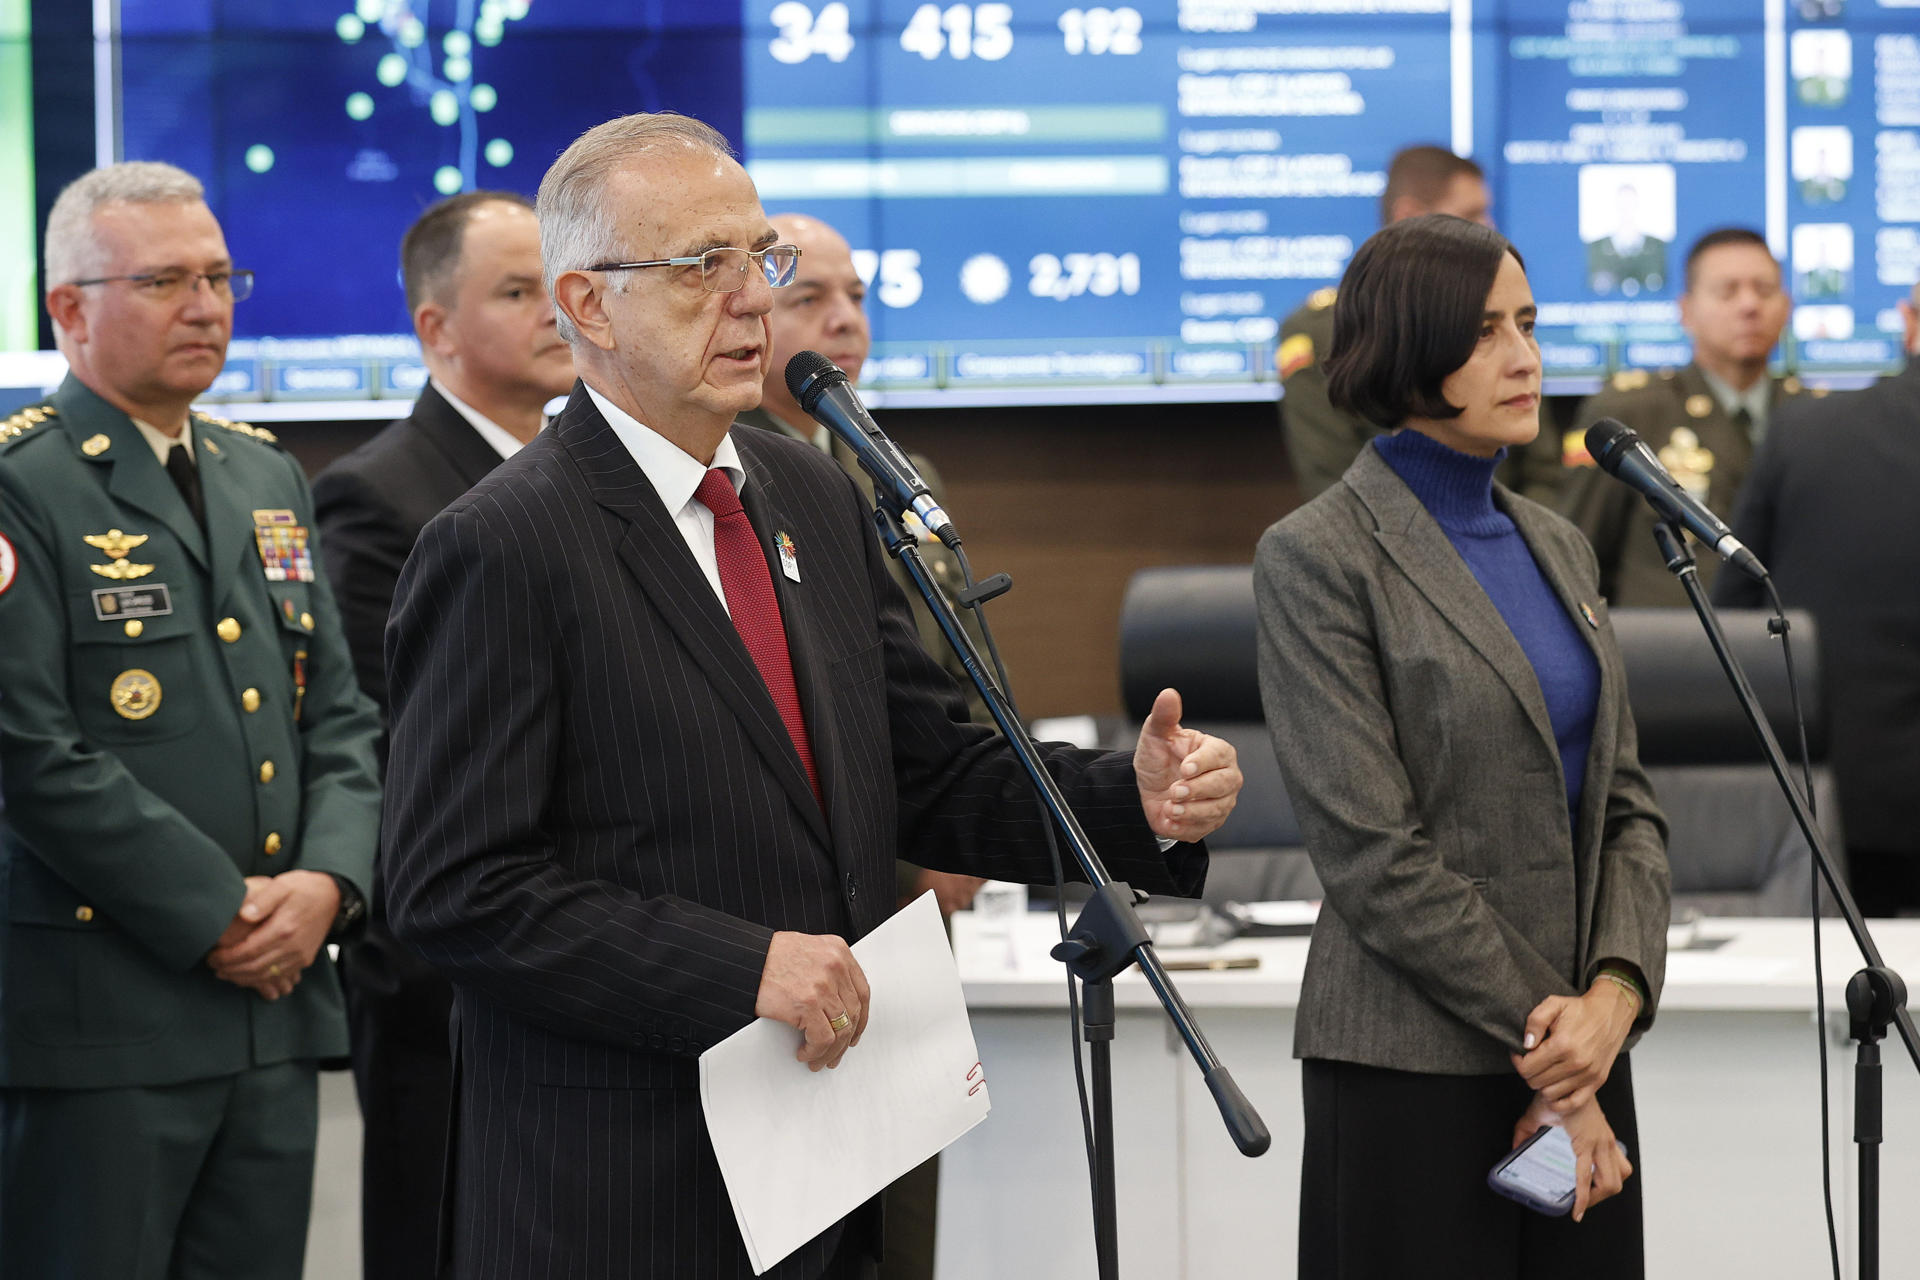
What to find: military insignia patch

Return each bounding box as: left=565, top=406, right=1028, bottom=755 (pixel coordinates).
left=1580, top=602, right=1599, bottom=629
left=84, top=529, right=156, bottom=580
left=81, top=433, right=111, bottom=456
left=110, top=668, right=162, bottom=720
left=1684, top=394, right=1713, bottom=419
left=776, top=531, right=801, bottom=583
left=252, top=510, right=314, bottom=583
left=1277, top=332, right=1315, bottom=381
left=1659, top=427, right=1715, bottom=501
left=0, top=531, right=16, bottom=598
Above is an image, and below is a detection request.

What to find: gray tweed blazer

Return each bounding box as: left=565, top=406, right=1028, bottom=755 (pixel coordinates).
left=1255, top=443, right=1670, bottom=1075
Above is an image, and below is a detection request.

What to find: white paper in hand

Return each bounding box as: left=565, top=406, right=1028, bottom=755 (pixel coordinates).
left=699, top=892, right=992, bottom=1274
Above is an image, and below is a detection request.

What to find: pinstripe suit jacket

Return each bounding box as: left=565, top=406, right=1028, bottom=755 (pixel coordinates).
left=382, top=384, right=1201, bottom=1279
left=1254, top=444, right=1669, bottom=1076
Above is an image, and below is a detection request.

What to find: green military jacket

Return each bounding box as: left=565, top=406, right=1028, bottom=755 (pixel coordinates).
left=1585, top=236, right=1669, bottom=296
left=1276, top=288, right=1568, bottom=505
left=0, top=376, right=380, bottom=1089
left=1562, top=362, right=1807, bottom=608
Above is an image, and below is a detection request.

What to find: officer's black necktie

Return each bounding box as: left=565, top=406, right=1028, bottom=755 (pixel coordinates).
left=165, top=441, right=204, bottom=525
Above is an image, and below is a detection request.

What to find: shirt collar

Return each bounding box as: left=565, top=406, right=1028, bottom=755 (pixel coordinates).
left=132, top=415, right=194, bottom=467
left=1698, top=367, right=1771, bottom=431
left=583, top=382, right=744, bottom=515
left=432, top=378, right=540, bottom=461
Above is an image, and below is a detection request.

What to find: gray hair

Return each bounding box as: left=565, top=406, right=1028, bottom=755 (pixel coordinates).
left=45, top=161, right=206, bottom=287
left=536, top=112, right=735, bottom=342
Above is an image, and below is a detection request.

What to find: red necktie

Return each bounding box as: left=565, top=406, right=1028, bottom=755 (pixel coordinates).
left=693, top=469, right=822, bottom=808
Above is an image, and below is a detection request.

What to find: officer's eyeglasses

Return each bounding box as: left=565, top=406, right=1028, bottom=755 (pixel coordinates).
left=69, top=269, right=256, bottom=302
left=584, top=245, right=800, bottom=293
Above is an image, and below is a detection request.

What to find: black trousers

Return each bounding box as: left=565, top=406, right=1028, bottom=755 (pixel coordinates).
left=1299, top=1056, right=1643, bottom=1280
left=343, top=926, right=457, bottom=1280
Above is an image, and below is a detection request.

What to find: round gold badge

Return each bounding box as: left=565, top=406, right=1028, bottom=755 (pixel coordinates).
left=1685, top=394, right=1713, bottom=419
left=110, top=668, right=162, bottom=720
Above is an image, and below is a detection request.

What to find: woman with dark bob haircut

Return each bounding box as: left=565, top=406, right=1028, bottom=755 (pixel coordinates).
left=1255, top=214, right=1670, bottom=1277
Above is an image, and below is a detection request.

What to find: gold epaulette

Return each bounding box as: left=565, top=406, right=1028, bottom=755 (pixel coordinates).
left=1306, top=286, right=1338, bottom=311
left=0, top=404, right=57, bottom=446
left=1609, top=369, right=1650, bottom=392
left=195, top=412, right=279, bottom=446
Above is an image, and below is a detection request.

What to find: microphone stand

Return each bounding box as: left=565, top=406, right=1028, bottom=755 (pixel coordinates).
left=869, top=504, right=1270, bottom=1280
left=1649, top=519, right=1918, bottom=1279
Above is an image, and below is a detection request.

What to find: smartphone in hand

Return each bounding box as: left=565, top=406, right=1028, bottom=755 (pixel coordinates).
left=1488, top=1125, right=1619, bottom=1217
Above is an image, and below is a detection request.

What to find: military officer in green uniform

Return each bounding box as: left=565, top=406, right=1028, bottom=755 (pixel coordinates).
left=736, top=211, right=987, bottom=1280
left=1276, top=145, right=1566, bottom=505
left=0, top=162, right=379, bottom=1278
left=1564, top=228, right=1801, bottom=607
left=1586, top=232, right=1668, bottom=297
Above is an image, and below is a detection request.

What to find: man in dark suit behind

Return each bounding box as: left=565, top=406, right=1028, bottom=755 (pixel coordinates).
left=312, top=190, right=575, bottom=1280
left=1715, top=286, right=1920, bottom=915
left=381, top=111, right=1242, bottom=1280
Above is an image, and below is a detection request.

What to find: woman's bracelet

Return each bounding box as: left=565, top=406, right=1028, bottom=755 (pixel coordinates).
left=1596, top=968, right=1643, bottom=1012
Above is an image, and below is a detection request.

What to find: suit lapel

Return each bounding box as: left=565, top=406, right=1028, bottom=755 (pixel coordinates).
left=557, top=391, right=831, bottom=849
left=194, top=424, right=257, bottom=612
left=1347, top=446, right=1558, bottom=756
left=736, top=448, right=846, bottom=857
left=1504, top=495, right=1619, bottom=963
left=412, top=383, right=512, bottom=488
left=53, top=378, right=208, bottom=569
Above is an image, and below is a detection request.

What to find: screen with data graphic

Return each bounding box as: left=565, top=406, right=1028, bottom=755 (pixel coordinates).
left=9, top=0, right=1918, bottom=406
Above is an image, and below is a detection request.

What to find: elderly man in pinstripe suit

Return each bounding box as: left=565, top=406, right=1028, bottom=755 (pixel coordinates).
left=381, top=112, right=1242, bottom=1280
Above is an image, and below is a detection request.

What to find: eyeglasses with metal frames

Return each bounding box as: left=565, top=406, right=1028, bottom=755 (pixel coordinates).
left=583, top=244, right=801, bottom=293
left=68, top=269, right=256, bottom=302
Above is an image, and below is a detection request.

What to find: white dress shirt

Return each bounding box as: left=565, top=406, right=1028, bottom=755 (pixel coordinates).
left=584, top=382, right=744, bottom=614
left=433, top=378, right=540, bottom=460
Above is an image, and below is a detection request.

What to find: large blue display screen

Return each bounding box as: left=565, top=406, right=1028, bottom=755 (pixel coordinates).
left=42, top=1, right=1920, bottom=403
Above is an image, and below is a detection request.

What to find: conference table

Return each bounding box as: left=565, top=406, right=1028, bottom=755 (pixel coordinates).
left=936, top=911, right=1920, bottom=1279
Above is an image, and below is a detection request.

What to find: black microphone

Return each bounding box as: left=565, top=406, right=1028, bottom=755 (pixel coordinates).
left=785, top=351, right=960, bottom=547
left=1584, top=417, right=1766, bottom=580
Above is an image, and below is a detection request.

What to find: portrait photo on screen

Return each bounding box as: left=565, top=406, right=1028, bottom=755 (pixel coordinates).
left=1578, top=163, right=1675, bottom=298
left=1792, top=222, right=1853, bottom=299
left=1792, top=125, right=1853, bottom=205
left=1790, top=28, right=1851, bottom=107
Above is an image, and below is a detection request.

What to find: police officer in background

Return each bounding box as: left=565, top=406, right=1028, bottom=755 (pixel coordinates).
left=313, top=189, right=575, bottom=1280
left=1564, top=228, right=1801, bottom=607
left=735, top=210, right=987, bottom=1280
left=0, top=162, right=379, bottom=1277
left=1274, top=144, right=1565, bottom=504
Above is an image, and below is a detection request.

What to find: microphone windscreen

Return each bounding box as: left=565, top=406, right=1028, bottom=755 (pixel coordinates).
left=784, top=350, right=844, bottom=410
left=1583, top=417, right=1638, bottom=473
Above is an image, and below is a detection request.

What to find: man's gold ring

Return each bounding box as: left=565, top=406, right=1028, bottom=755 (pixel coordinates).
left=828, top=1012, right=852, bottom=1033
left=267, top=963, right=281, bottom=977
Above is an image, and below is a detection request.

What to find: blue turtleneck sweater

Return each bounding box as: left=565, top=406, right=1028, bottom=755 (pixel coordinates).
left=1374, top=429, right=1600, bottom=819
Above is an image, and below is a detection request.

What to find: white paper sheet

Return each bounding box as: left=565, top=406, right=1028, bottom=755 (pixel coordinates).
left=699, top=892, right=992, bottom=1274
